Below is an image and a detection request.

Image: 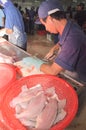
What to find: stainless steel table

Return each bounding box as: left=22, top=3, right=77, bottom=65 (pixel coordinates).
left=0, top=38, right=30, bottom=62
left=0, top=38, right=85, bottom=93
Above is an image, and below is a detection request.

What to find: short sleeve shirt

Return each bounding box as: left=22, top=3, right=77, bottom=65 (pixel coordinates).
left=3, top=2, right=27, bottom=49
left=55, top=20, right=86, bottom=82
left=3, top=2, right=25, bottom=32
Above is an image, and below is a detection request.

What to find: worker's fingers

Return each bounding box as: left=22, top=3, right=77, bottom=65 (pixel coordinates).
left=44, top=52, right=54, bottom=60
left=48, top=54, right=56, bottom=61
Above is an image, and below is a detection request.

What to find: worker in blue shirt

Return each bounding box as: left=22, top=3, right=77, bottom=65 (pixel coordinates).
left=0, top=0, right=27, bottom=51
left=38, top=0, right=86, bottom=84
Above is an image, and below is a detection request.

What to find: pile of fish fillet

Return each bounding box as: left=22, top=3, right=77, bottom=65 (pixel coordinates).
left=10, top=84, right=67, bottom=130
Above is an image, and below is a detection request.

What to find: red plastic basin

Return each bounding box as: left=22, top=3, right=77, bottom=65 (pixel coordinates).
left=0, top=63, right=16, bottom=105
left=1, top=74, right=78, bottom=130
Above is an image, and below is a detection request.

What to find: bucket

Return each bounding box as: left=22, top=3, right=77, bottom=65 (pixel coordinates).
left=1, top=74, right=78, bottom=130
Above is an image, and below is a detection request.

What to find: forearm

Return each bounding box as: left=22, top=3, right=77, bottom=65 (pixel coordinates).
left=40, top=62, right=63, bottom=75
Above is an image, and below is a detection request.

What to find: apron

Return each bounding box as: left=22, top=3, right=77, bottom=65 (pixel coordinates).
left=8, top=26, right=27, bottom=50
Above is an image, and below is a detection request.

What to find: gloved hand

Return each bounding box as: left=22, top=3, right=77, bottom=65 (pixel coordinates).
left=22, top=57, right=45, bottom=69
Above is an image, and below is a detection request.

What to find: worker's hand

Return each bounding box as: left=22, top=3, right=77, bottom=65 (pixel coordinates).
left=44, top=49, right=57, bottom=61
left=44, top=49, right=54, bottom=60
left=44, top=44, right=60, bottom=61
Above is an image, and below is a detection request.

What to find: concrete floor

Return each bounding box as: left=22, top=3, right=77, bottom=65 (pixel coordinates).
left=27, top=33, right=54, bottom=59
left=27, top=33, right=86, bottom=130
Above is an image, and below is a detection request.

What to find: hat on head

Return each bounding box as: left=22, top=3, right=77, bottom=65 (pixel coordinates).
left=38, top=0, right=64, bottom=19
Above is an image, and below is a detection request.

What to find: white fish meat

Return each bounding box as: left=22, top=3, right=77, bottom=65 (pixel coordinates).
left=10, top=84, right=43, bottom=108
left=54, top=109, right=67, bottom=124
left=10, top=84, right=67, bottom=129
left=19, top=118, right=36, bottom=128
left=36, top=98, right=58, bottom=130
left=58, top=99, right=66, bottom=110
left=16, top=92, right=46, bottom=120
left=15, top=104, right=22, bottom=114
left=53, top=99, right=67, bottom=125
left=45, top=87, right=56, bottom=97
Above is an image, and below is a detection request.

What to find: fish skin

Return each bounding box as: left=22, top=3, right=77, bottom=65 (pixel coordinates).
left=36, top=98, right=58, bottom=130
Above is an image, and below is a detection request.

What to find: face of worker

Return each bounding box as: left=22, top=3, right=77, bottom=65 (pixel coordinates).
left=40, top=16, right=58, bottom=34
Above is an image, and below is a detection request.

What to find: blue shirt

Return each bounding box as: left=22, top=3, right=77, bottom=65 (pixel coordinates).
left=55, top=20, right=86, bottom=82
left=3, top=2, right=24, bottom=32
left=2, top=1, right=27, bottom=50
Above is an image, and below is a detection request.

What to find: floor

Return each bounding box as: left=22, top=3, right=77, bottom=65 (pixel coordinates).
left=27, top=32, right=86, bottom=130
left=27, top=33, right=54, bottom=59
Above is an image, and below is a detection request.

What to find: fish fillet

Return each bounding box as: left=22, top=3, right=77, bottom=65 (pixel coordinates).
left=10, top=84, right=43, bottom=108
left=16, top=92, right=46, bottom=120
left=36, top=98, right=58, bottom=130
left=54, top=109, right=67, bottom=124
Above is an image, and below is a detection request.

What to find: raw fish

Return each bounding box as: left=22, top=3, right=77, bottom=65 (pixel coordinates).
left=58, top=99, right=66, bottom=110
left=19, top=118, right=36, bottom=127
left=36, top=98, right=58, bottom=130
left=54, top=109, right=67, bottom=124
left=16, top=92, right=46, bottom=120
left=10, top=84, right=43, bottom=108
left=10, top=84, right=67, bottom=129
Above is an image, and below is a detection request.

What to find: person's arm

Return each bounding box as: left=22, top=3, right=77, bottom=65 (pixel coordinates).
left=44, top=43, right=60, bottom=60
left=40, top=62, right=64, bottom=75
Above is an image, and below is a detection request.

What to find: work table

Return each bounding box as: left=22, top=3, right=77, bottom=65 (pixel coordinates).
left=0, top=37, right=84, bottom=92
